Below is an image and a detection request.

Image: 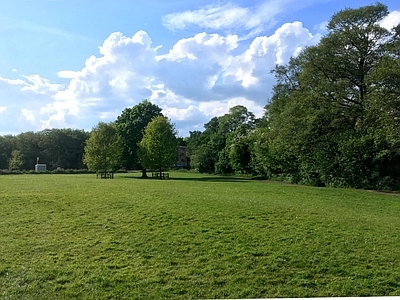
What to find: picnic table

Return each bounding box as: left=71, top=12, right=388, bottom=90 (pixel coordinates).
left=151, top=172, right=169, bottom=179
left=97, top=172, right=114, bottom=179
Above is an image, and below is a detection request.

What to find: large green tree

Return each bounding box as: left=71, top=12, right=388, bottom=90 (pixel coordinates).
left=115, top=100, right=163, bottom=170
left=138, top=116, right=177, bottom=177
left=83, top=122, right=123, bottom=173
left=264, top=3, right=400, bottom=189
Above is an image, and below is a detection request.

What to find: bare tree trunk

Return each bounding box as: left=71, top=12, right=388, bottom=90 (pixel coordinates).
left=141, top=168, right=148, bottom=178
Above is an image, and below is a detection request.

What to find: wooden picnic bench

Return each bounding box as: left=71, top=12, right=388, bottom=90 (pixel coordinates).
left=151, top=172, right=169, bottom=179
left=97, top=172, right=114, bottom=179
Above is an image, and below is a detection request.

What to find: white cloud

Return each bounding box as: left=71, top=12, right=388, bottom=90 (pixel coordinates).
left=57, top=70, right=79, bottom=79
left=163, top=2, right=260, bottom=31
left=0, top=75, right=62, bottom=95
left=22, top=109, right=35, bottom=122
left=0, top=106, right=7, bottom=113
left=0, top=21, right=321, bottom=135
left=0, top=76, right=27, bottom=86
left=20, top=75, right=62, bottom=94
left=380, top=10, right=400, bottom=30
left=221, top=21, right=321, bottom=93
left=162, top=1, right=289, bottom=38
left=156, top=32, right=240, bottom=101
left=162, top=0, right=325, bottom=38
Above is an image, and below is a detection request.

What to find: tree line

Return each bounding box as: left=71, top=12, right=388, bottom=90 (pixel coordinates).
left=0, top=129, right=89, bottom=171
left=0, top=100, right=177, bottom=176
left=0, top=3, right=399, bottom=189
left=188, top=3, right=400, bottom=190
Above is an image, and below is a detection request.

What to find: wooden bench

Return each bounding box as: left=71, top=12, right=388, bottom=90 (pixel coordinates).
left=97, top=172, right=114, bottom=179
left=151, top=172, right=169, bottom=179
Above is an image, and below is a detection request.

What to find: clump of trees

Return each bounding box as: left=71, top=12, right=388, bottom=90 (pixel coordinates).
left=186, top=105, right=258, bottom=174
left=0, top=129, right=89, bottom=170
left=81, top=101, right=177, bottom=176
left=259, top=2, right=400, bottom=189
left=0, top=100, right=178, bottom=177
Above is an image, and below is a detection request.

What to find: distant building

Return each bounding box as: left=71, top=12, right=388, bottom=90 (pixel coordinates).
left=176, top=146, right=188, bottom=167
left=35, top=157, right=47, bottom=172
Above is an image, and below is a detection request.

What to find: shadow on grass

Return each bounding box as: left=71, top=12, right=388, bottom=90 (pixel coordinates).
left=169, top=176, right=251, bottom=183
left=118, top=174, right=253, bottom=183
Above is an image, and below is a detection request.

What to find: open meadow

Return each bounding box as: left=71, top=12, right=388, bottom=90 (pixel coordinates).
left=1, top=172, right=400, bottom=299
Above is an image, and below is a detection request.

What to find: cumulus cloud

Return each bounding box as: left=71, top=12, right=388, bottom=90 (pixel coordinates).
left=0, top=106, right=7, bottom=114
left=22, top=109, right=35, bottom=122
left=224, top=21, right=321, bottom=91
left=380, top=10, right=400, bottom=30
left=0, top=21, right=321, bottom=135
left=156, top=33, right=239, bottom=100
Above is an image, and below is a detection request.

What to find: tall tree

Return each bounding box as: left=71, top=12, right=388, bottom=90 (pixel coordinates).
left=265, top=3, right=400, bottom=189
left=83, top=122, right=123, bottom=173
left=138, top=116, right=177, bottom=177
left=115, top=100, right=163, bottom=169
left=0, top=135, right=14, bottom=169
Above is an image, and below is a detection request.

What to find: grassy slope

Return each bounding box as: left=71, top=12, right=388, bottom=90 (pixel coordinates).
left=0, top=172, right=399, bottom=299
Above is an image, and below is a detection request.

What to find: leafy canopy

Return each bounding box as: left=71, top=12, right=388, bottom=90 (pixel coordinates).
left=138, top=116, right=177, bottom=172
left=116, top=100, right=162, bottom=169
left=83, top=122, right=123, bottom=172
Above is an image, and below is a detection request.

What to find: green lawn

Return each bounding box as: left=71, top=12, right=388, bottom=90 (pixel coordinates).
left=1, top=172, right=400, bottom=299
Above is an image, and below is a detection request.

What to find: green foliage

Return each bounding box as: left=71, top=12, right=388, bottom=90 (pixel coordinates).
left=0, top=135, right=13, bottom=169
left=83, top=122, right=123, bottom=172
left=138, top=116, right=177, bottom=172
left=1, top=173, right=400, bottom=298
left=188, top=106, right=258, bottom=174
left=116, top=100, right=163, bottom=169
left=215, top=147, right=233, bottom=174
left=37, top=129, right=89, bottom=170
left=8, top=150, right=24, bottom=170
left=264, top=2, right=400, bottom=190
left=0, top=130, right=89, bottom=171
left=12, top=131, right=41, bottom=170
left=228, top=134, right=252, bottom=174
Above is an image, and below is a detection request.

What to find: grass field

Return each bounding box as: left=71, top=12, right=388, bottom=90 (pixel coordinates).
left=1, top=172, right=400, bottom=299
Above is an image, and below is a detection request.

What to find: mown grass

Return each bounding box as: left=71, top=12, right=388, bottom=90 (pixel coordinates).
left=0, top=172, right=400, bottom=299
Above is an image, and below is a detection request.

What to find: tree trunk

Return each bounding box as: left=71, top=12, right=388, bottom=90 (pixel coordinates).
left=141, top=168, right=148, bottom=178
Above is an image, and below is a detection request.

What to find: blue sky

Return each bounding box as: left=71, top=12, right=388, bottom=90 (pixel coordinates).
left=1, top=0, right=399, bottom=136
